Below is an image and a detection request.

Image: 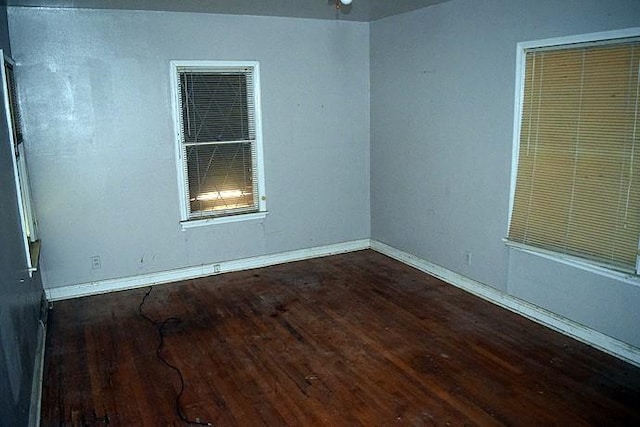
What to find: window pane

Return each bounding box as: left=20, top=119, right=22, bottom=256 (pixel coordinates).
left=5, top=62, right=23, bottom=153
left=179, top=72, right=249, bottom=143
left=186, top=142, right=256, bottom=215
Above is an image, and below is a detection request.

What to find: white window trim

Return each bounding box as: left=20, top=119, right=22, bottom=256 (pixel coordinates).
left=180, top=211, right=268, bottom=229
left=169, top=60, right=267, bottom=229
left=506, top=27, right=640, bottom=279
left=1, top=50, right=37, bottom=276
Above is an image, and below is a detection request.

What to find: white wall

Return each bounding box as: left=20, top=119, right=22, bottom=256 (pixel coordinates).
left=370, top=0, right=640, bottom=347
left=8, top=8, right=371, bottom=289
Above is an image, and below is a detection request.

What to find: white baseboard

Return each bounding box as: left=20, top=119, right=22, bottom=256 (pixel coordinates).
left=45, top=239, right=371, bottom=302
left=370, top=240, right=640, bottom=368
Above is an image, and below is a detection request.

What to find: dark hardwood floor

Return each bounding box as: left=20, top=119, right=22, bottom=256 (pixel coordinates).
left=41, top=250, right=640, bottom=426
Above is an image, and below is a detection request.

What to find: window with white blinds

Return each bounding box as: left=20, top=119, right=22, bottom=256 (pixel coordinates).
left=508, top=33, right=640, bottom=274
left=171, top=61, right=266, bottom=223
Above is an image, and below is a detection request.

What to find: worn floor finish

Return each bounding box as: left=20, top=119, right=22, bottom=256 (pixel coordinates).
left=41, top=250, right=640, bottom=426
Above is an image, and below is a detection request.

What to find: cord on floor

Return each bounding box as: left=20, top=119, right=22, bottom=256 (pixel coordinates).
left=138, top=287, right=212, bottom=426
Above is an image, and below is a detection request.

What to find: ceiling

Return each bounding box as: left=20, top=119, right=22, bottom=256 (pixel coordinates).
left=6, top=0, right=451, bottom=22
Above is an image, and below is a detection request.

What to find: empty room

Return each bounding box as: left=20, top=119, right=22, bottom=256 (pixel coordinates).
left=1, top=0, right=640, bottom=425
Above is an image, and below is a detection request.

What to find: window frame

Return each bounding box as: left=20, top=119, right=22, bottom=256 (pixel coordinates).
left=1, top=51, right=39, bottom=276
left=170, top=60, right=267, bottom=229
left=506, top=27, right=640, bottom=277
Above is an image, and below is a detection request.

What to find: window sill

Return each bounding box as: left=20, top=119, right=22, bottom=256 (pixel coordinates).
left=503, top=239, right=640, bottom=286
left=181, top=211, right=268, bottom=230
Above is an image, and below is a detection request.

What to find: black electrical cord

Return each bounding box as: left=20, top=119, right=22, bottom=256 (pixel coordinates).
left=138, top=287, right=212, bottom=426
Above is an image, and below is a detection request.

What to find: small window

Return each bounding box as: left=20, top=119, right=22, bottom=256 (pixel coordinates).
left=171, top=61, right=266, bottom=225
left=507, top=31, right=640, bottom=274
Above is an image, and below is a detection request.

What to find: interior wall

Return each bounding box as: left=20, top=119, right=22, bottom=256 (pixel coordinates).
left=7, top=7, right=371, bottom=290
left=370, top=0, right=640, bottom=347
left=0, top=3, right=43, bottom=423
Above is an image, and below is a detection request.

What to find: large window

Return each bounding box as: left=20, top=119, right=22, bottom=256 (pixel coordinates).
left=171, top=61, right=266, bottom=226
left=508, top=30, right=640, bottom=275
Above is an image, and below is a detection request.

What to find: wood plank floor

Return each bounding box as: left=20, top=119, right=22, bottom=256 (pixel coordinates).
left=41, top=250, right=640, bottom=426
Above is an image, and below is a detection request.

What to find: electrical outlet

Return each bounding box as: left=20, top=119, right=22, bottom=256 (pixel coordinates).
left=213, top=264, right=221, bottom=273
left=91, top=255, right=101, bottom=270
left=463, top=251, right=472, bottom=266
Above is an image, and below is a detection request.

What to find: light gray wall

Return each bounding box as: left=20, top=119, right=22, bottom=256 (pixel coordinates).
left=370, top=0, right=640, bottom=347
left=8, top=8, right=370, bottom=289
left=0, top=4, right=43, bottom=424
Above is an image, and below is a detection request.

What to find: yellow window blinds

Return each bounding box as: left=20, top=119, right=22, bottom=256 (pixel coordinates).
left=508, top=39, right=640, bottom=273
